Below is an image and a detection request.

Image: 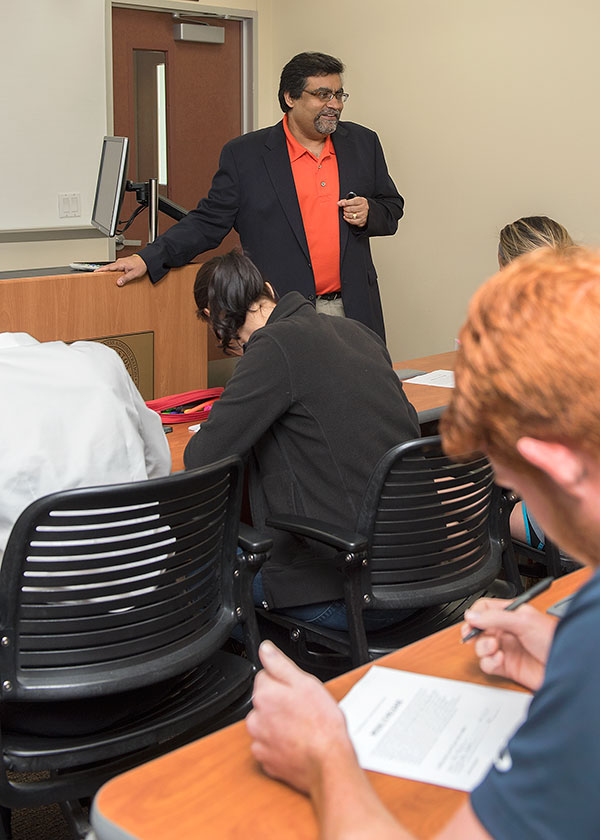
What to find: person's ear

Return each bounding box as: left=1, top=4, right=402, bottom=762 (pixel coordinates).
left=264, top=282, right=275, bottom=298
left=516, top=438, right=586, bottom=495
left=283, top=91, right=295, bottom=109
left=203, top=307, right=210, bottom=318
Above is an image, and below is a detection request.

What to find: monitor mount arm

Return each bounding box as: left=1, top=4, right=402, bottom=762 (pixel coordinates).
left=124, top=178, right=188, bottom=243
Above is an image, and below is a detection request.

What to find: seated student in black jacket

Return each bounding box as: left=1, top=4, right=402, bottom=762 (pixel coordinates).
left=184, top=251, right=420, bottom=630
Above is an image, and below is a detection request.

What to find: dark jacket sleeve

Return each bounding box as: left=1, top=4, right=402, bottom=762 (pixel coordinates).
left=361, top=131, right=404, bottom=238
left=183, top=332, right=292, bottom=470
left=138, top=142, right=241, bottom=284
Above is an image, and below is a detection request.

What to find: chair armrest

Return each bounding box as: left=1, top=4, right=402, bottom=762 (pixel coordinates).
left=266, top=515, right=371, bottom=668
left=235, top=525, right=272, bottom=668
left=265, top=514, right=368, bottom=554
left=238, top=522, right=272, bottom=555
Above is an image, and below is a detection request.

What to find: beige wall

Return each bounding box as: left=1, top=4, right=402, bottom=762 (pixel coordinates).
left=4, top=0, right=600, bottom=361
left=0, top=0, right=111, bottom=269
left=0, top=0, right=269, bottom=271
left=270, top=0, right=600, bottom=359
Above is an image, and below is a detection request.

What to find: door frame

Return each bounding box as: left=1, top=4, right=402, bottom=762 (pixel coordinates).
left=105, top=1, right=257, bottom=136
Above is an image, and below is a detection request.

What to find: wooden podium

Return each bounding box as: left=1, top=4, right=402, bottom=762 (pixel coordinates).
left=0, top=265, right=207, bottom=399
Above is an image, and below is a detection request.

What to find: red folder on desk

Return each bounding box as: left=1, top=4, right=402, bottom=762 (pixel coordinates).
left=146, top=388, right=224, bottom=424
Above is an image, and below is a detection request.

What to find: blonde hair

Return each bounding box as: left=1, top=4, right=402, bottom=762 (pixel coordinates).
left=442, top=247, right=600, bottom=468
left=497, top=216, right=574, bottom=267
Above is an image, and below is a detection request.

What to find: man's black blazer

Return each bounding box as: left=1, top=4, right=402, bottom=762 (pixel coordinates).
left=139, top=120, right=404, bottom=340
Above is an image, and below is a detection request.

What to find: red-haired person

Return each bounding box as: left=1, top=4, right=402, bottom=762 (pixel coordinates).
left=248, top=246, right=600, bottom=839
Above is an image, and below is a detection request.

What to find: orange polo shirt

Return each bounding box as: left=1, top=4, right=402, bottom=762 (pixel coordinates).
left=283, top=115, right=341, bottom=294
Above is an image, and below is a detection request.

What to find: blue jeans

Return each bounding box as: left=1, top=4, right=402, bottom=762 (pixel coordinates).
left=253, top=571, right=414, bottom=632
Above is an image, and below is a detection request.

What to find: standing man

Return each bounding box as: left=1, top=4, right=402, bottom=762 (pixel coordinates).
left=101, top=52, right=403, bottom=341
left=247, top=246, right=600, bottom=838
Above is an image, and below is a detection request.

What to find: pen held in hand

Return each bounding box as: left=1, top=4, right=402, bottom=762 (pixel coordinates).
left=461, top=576, right=554, bottom=644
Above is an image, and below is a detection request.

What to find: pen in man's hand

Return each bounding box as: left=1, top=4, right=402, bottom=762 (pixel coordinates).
left=461, top=576, right=554, bottom=643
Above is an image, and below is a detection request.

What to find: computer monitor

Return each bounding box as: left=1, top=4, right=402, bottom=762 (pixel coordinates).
left=91, top=136, right=129, bottom=237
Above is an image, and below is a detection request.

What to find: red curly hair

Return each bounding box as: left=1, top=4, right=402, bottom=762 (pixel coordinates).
left=441, top=246, right=600, bottom=469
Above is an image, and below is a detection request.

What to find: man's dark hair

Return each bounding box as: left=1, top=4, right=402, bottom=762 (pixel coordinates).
left=194, top=251, right=277, bottom=355
left=278, top=52, right=345, bottom=113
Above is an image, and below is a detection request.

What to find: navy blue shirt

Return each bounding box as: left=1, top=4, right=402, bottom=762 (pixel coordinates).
left=471, top=569, right=600, bottom=839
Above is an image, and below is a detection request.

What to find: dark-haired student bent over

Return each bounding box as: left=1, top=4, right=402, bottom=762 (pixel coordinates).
left=183, top=251, right=420, bottom=630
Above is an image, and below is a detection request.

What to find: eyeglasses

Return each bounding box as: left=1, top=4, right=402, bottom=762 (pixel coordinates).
left=302, top=88, right=349, bottom=103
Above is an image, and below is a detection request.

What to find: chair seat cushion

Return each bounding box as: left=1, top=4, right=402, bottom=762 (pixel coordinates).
left=2, top=650, right=255, bottom=773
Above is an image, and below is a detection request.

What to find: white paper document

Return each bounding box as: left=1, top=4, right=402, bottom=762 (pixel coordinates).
left=404, top=369, right=455, bottom=388
left=339, top=666, right=531, bottom=792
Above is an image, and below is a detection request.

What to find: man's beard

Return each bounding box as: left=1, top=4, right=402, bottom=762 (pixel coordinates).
left=314, top=110, right=340, bottom=135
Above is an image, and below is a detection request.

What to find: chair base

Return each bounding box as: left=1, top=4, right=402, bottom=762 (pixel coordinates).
left=512, top=539, right=582, bottom=581
left=0, top=806, right=10, bottom=840
left=257, top=591, right=498, bottom=681
left=0, top=651, right=255, bottom=812
left=60, top=798, right=90, bottom=840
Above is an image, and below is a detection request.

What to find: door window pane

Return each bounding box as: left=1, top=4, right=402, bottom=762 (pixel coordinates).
left=133, top=50, right=168, bottom=188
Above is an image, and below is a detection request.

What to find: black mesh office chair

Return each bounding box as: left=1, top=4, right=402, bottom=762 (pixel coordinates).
left=256, top=436, right=521, bottom=680
left=0, top=455, right=270, bottom=839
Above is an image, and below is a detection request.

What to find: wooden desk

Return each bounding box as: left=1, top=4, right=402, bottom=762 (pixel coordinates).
left=0, top=265, right=207, bottom=398
left=165, top=351, right=458, bottom=473
left=91, top=567, right=591, bottom=840
left=166, top=425, right=192, bottom=473
left=394, top=351, right=457, bottom=424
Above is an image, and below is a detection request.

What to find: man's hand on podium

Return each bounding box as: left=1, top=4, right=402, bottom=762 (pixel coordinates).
left=95, top=254, right=148, bottom=286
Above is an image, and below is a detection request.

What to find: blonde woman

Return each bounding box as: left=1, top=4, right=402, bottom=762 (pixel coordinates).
left=498, top=215, right=574, bottom=548
left=498, top=215, right=573, bottom=267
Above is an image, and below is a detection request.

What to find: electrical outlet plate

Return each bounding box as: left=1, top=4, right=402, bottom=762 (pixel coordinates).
left=58, top=192, right=81, bottom=218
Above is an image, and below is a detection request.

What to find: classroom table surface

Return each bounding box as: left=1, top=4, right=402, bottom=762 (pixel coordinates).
left=394, top=350, right=456, bottom=423
left=91, top=566, right=591, bottom=840
left=165, top=350, right=457, bottom=473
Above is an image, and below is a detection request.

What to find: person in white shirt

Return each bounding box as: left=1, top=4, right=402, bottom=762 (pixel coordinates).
left=0, top=333, right=170, bottom=564
left=0, top=333, right=172, bottom=738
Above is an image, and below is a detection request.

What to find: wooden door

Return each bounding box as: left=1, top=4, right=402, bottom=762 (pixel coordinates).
left=112, top=8, right=242, bottom=259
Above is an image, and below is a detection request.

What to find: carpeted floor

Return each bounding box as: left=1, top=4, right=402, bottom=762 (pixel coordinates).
left=11, top=803, right=75, bottom=840
left=5, top=773, right=89, bottom=840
